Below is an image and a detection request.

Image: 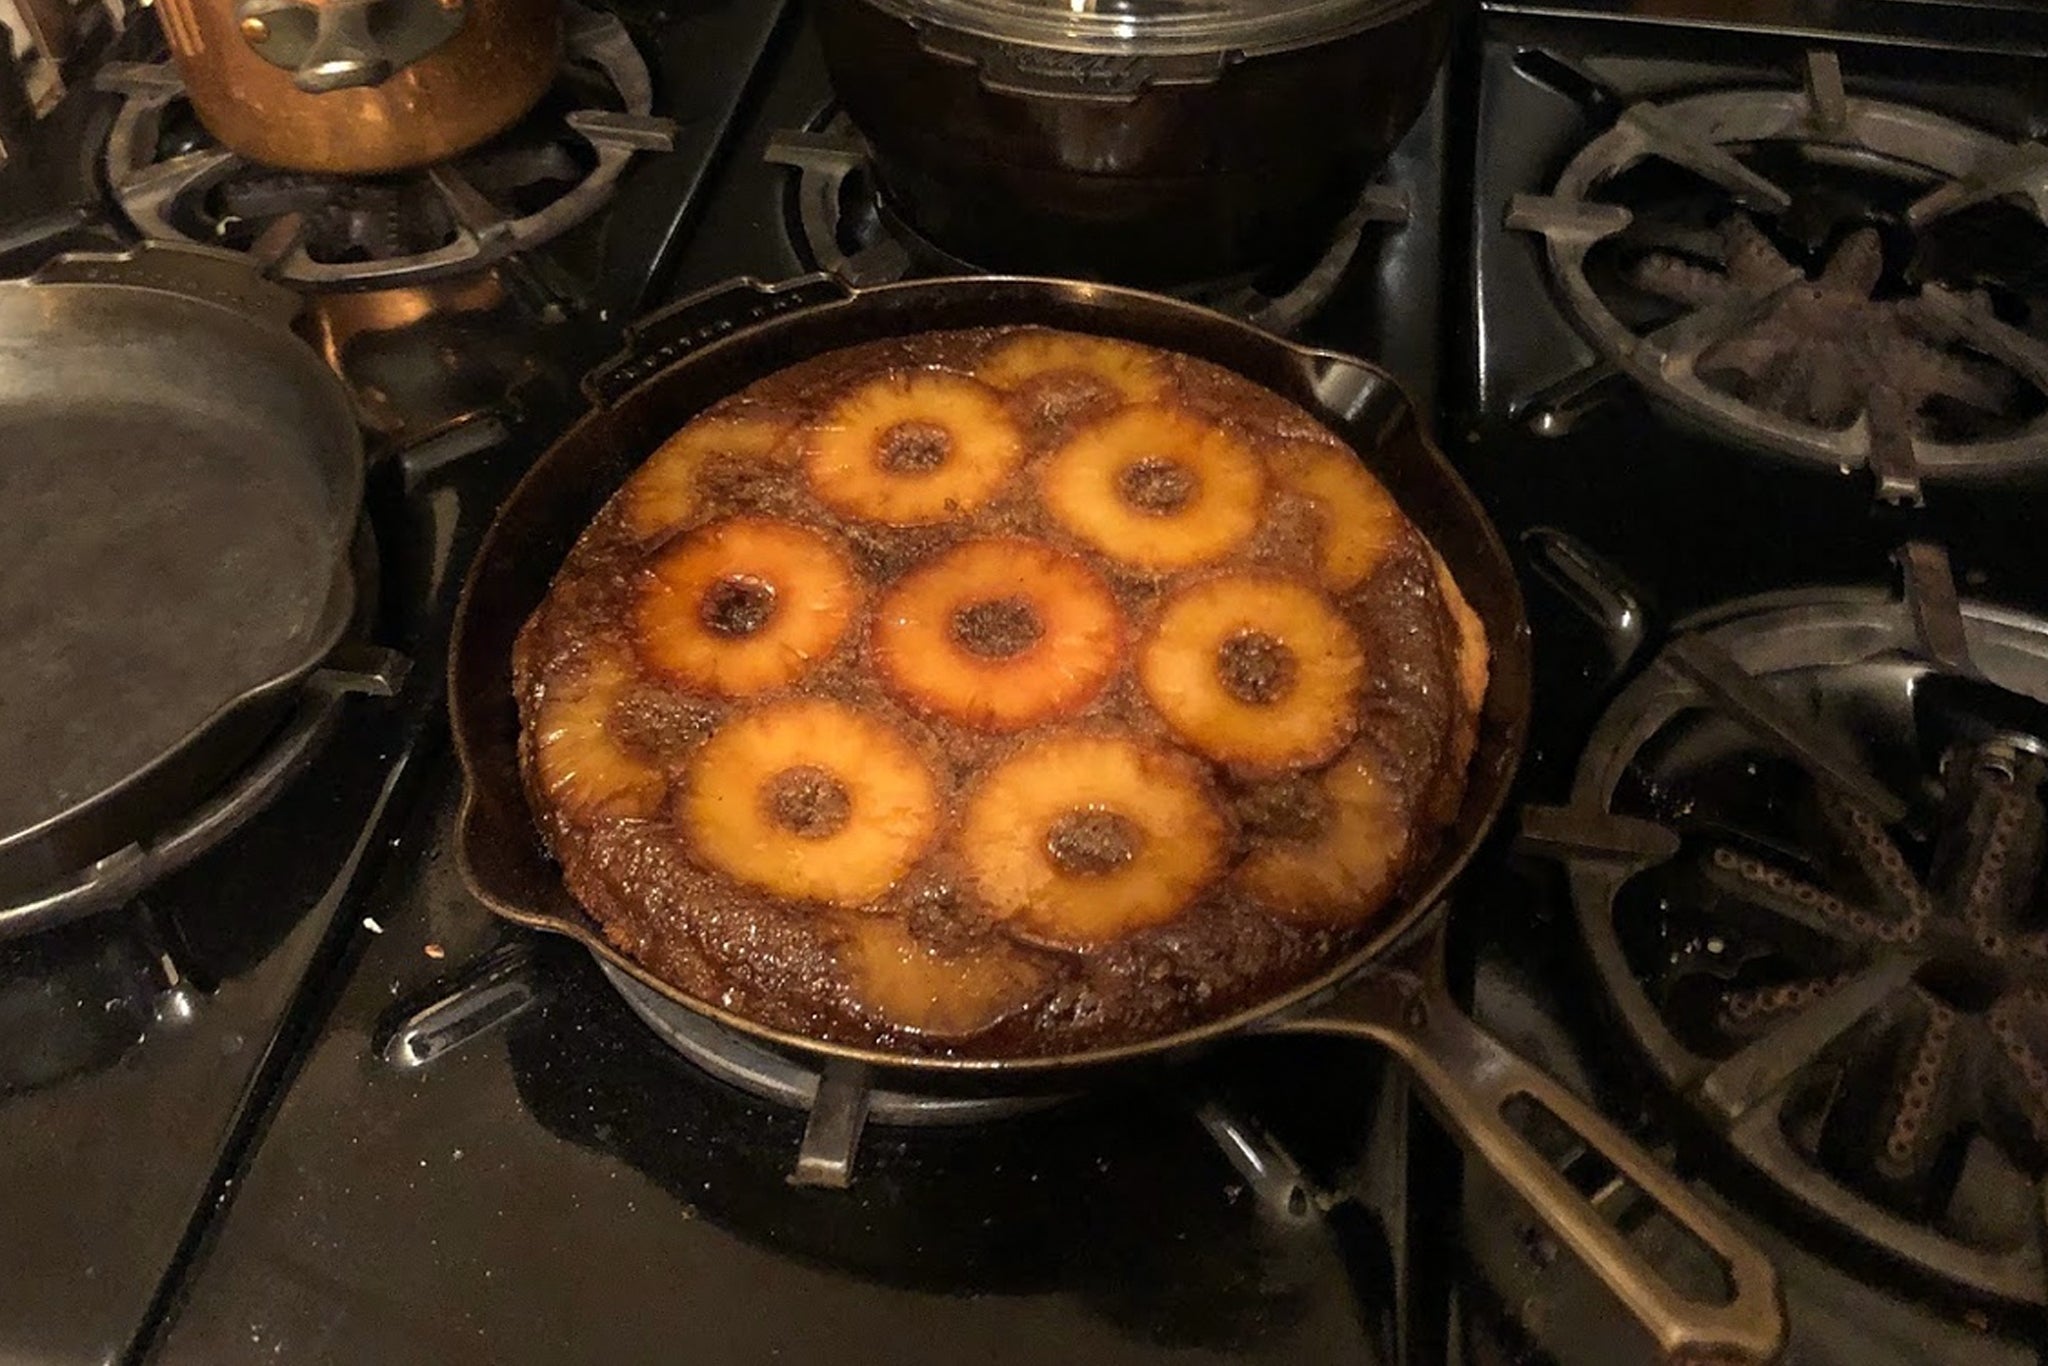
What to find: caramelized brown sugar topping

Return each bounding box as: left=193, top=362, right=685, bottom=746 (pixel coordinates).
left=515, top=327, right=1488, bottom=1056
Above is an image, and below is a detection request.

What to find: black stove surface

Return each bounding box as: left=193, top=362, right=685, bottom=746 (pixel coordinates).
left=0, top=435, right=526, bottom=1365
left=147, top=762, right=1422, bottom=1365
left=5, top=0, right=2048, bottom=1361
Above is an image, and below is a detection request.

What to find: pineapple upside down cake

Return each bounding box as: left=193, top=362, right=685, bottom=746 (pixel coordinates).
left=514, top=328, right=1488, bottom=1056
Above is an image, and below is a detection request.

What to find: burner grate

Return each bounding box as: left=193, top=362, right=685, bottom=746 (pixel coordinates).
left=597, top=960, right=1061, bottom=1188
left=1524, top=561, right=2048, bottom=1306
left=95, top=4, right=674, bottom=289
left=594, top=958, right=1331, bottom=1217
left=1507, top=51, right=2048, bottom=500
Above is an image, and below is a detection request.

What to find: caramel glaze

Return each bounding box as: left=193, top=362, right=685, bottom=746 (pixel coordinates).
left=514, top=328, right=1482, bottom=1058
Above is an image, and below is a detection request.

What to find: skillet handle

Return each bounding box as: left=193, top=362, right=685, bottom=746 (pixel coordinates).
left=582, top=274, right=856, bottom=407
left=1272, top=936, right=1786, bottom=1364
left=28, top=240, right=302, bottom=331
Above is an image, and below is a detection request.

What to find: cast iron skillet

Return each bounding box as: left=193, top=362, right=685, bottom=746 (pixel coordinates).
left=451, top=274, right=1786, bottom=1363
left=0, top=243, right=365, bottom=932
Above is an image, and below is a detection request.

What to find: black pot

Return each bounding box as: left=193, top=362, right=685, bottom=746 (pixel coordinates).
left=814, top=0, right=1459, bottom=286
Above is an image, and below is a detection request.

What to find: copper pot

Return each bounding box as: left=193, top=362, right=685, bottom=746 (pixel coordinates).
left=154, top=0, right=562, bottom=174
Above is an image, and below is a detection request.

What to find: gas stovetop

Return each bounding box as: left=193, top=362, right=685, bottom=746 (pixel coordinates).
left=1453, top=4, right=2048, bottom=1363
left=1, top=0, right=2045, bottom=1362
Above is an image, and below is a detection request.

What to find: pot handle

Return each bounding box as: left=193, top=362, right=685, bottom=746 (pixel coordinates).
left=1272, top=934, right=1786, bottom=1364
left=582, top=274, right=856, bottom=407
left=914, top=27, right=1228, bottom=100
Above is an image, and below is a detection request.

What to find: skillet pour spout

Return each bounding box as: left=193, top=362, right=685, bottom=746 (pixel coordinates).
left=451, top=273, right=1788, bottom=1363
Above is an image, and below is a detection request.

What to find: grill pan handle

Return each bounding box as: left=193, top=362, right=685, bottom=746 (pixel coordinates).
left=1271, top=926, right=1787, bottom=1364
left=582, top=274, right=856, bottom=407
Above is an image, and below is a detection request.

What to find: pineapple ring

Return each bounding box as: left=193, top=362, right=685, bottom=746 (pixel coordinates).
left=1237, top=746, right=1413, bottom=925
left=633, top=516, right=857, bottom=698
left=976, top=331, right=1171, bottom=406
left=680, top=699, right=938, bottom=907
left=804, top=371, right=1026, bottom=525
left=873, top=537, right=1122, bottom=733
left=532, top=648, right=666, bottom=821
left=620, top=415, right=792, bottom=540
left=1040, top=405, right=1264, bottom=572
left=1273, top=441, right=1406, bottom=592
left=960, top=732, right=1226, bottom=946
left=1138, top=574, right=1364, bottom=773
left=836, top=913, right=1052, bottom=1039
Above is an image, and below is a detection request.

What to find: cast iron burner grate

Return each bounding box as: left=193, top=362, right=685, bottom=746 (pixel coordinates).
left=766, top=111, right=1409, bottom=337
left=593, top=959, right=1329, bottom=1214
left=598, top=959, right=1063, bottom=1187
left=1523, top=547, right=2048, bottom=1307
left=94, top=4, right=673, bottom=289
left=1507, top=51, right=2048, bottom=502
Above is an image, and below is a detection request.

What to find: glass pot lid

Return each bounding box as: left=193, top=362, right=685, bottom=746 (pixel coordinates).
left=857, top=0, right=1436, bottom=57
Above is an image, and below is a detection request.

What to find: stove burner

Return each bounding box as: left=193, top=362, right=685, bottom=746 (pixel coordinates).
left=1524, top=567, right=2048, bottom=1306
left=1507, top=51, right=2048, bottom=500
left=1633, top=220, right=2021, bottom=438
left=96, top=4, right=674, bottom=289
left=766, top=113, right=1408, bottom=336
left=598, top=960, right=1058, bottom=1186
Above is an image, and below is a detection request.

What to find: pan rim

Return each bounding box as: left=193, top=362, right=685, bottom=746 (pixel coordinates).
left=450, top=272, right=1531, bottom=1077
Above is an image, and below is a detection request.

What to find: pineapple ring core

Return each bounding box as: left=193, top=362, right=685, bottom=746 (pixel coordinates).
left=1139, top=574, right=1364, bottom=773
left=1040, top=405, right=1264, bottom=572
left=805, top=371, right=1025, bottom=524
left=633, top=516, right=857, bottom=698
left=960, top=732, right=1226, bottom=946
left=680, top=698, right=938, bottom=907
left=874, top=537, right=1121, bottom=733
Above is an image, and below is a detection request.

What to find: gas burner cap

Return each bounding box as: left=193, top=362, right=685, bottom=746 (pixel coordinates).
left=1507, top=51, right=2048, bottom=499
left=766, top=110, right=1407, bottom=336
left=1525, top=573, right=2048, bottom=1306
left=97, top=4, right=674, bottom=290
